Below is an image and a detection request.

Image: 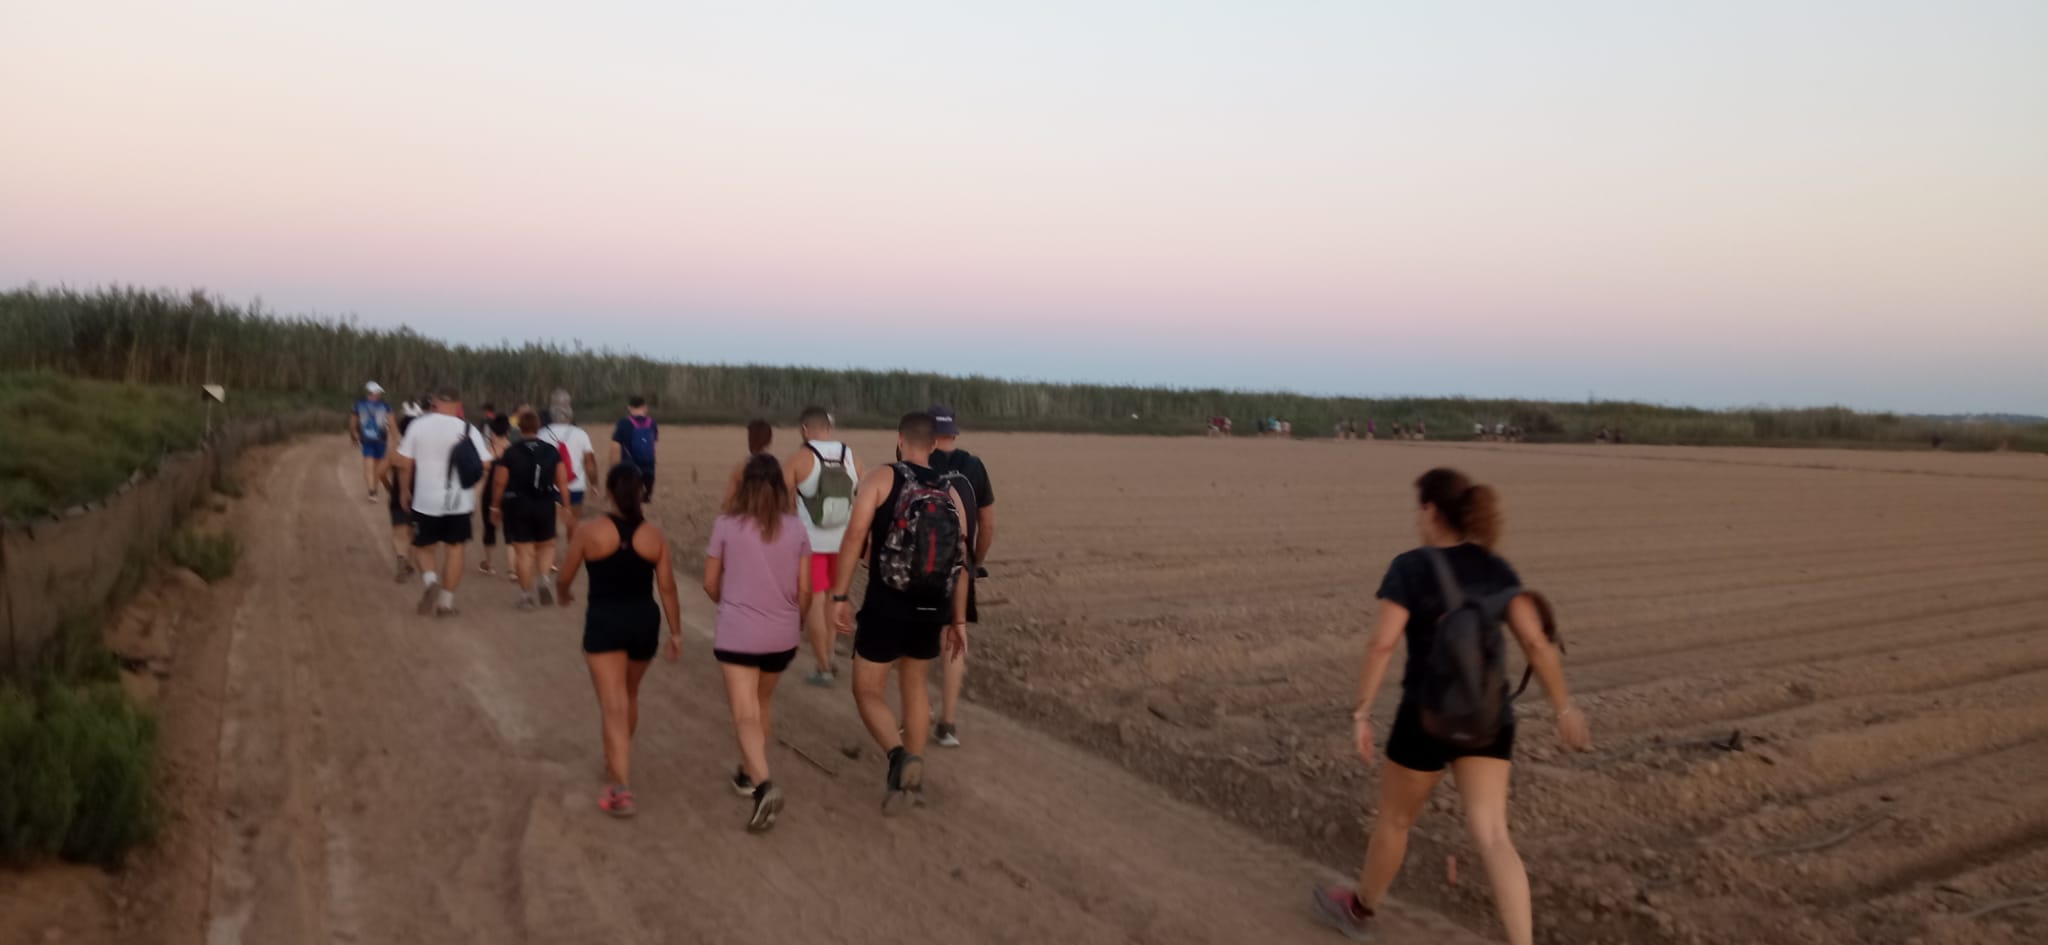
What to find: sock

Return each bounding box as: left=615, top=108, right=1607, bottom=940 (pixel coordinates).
left=888, top=746, right=906, bottom=765
left=753, top=780, right=773, bottom=799
left=438, top=588, right=456, bottom=608
left=422, top=571, right=439, bottom=588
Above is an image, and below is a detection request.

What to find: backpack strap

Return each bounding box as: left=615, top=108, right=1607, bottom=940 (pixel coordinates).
left=1506, top=589, right=1562, bottom=701
left=1420, top=546, right=1466, bottom=611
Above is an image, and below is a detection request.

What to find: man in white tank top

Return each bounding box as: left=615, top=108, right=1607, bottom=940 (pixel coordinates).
left=784, top=406, right=860, bottom=685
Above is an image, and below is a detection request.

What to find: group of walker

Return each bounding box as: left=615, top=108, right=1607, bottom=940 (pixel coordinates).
left=355, top=383, right=1585, bottom=944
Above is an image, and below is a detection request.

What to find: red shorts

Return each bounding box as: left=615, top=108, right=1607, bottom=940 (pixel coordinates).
left=810, top=552, right=838, bottom=594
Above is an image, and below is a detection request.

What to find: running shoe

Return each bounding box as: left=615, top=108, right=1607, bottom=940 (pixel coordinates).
left=515, top=597, right=538, bottom=612
left=747, top=782, right=784, bottom=833
left=884, top=751, right=925, bottom=811
left=598, top=784, right=636, bottom=818
left=416, top=582, right=441, bottom=615
left=537, top=583, right=555, bottom=606
left=434, top=603, right=459, bottom=618
left=803, top=669, right=835, bottom=688
left=731, top=767, right=756, bottom=797
left=934, top=722, right=961, bottom=748
left=393, top=558, right=414, bottom=583
left=1309, top=885, right=1376, bottom=941
left=478, top=562, right=495, bottom=575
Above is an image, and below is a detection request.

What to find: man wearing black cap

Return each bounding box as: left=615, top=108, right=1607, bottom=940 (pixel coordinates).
left=926, top=403, right=995, bottom=748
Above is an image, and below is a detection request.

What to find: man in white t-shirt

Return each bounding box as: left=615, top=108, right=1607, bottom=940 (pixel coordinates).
left=538, top=404, right=599, bottom=577
left=394, top=387, right=491, bottom=617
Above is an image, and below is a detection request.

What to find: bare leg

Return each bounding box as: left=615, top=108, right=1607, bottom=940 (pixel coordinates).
left=514, top=543, right=536, bottom=594
left=1451, top=757, right=1533, bottom=945
left=721, top=663, right=770, bottom=784
left=625, top=658, right=651, bottom=739
left=898, top=658, right=932, bottom=757
left=757, top=669, right=780, bottom=748
left=585, top=652, right=633, bottom=784
left=851, top=658, right=903, bottom=752
left=390, top=525, right=410, bottom=560
left=1357, top=761, right=1444, bottom=909
left=441, top=543, right=467, bottom=591
left=363, top=456, right=378, bottom=494
left=940, top=644, right=965, bottom=727
left=805, top=595, right=834, bottom=673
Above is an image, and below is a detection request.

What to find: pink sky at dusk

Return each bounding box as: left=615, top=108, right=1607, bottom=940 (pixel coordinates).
left=4, top=1, right=2045, bottom=413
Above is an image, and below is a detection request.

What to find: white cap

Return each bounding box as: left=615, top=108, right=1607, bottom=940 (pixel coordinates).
left=365, top=381, right=385, bottom=394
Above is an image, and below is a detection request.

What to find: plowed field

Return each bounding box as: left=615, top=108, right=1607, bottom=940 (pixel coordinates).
left=645, top=428, right=2048, bottom=945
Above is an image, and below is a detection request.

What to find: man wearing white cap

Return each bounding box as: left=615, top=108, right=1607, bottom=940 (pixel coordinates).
left=350, top=381, right=396, bottom=501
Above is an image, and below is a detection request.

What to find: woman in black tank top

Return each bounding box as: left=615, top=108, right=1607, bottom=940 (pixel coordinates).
left=555, top=464, right=682, bottom=819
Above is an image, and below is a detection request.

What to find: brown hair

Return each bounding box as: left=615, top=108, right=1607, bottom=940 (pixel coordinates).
left=1415, top=467, right=1503, bottom=549
left=724, top=453, right=788, bottom=541
left=898, top=412, right=936, bottom=448
left=606, top=463, right=645, bottom=527
left=516, top=410, right=541, bottom=435
left=746, top=419, right=773, bottom=454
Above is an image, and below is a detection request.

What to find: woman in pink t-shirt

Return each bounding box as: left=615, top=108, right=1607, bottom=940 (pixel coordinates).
left=703, top=453, right=811, bottom=832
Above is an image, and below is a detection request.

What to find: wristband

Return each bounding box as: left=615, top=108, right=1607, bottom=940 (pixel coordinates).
left=830, top=593, right=851, bottom=603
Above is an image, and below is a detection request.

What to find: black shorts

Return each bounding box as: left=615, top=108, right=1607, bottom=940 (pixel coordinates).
left=502, top=497, right=558, bottom=544
left=640, top=466, right=656, bottom=499
left=714, top=647, right=798, bottom=673
left=387, top=498, right=411, bottom=528
left=583, top=600, right=660, bottom=662
left=1384, top=700, right=1515, bottom=773
left=852, top=617, right=942, bottom=664
left=411, top=511, right=473, bottom=546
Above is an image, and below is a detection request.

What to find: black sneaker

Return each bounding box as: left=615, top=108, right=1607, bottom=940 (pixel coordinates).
left=747, top=782, right=784, bottom=833
left=731, top=767, right=756, bottom=798
left=884, top=749, right=925, bottom=811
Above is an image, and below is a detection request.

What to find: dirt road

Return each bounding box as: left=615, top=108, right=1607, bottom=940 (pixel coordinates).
left=189, top=436, right=1479, bottom=945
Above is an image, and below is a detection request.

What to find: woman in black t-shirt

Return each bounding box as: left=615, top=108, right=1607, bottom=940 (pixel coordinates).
left=1312, top=468, right=1591, bottom=945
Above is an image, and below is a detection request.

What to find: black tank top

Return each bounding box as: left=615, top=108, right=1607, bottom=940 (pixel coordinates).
left=586, top=515, right=656, bottom=603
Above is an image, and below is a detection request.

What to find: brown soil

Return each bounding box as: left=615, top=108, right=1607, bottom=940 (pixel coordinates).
left=643, top=427, right=2048, bottom=945
left=19, top=435, right=1482, bottom=945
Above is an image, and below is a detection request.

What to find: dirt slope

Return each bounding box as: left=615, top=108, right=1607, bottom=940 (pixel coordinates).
left=189, top=436, right=1479, bottom=945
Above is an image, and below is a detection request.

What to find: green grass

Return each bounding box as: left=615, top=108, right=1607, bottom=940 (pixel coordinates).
left=168, top=529, right=239, bottom=583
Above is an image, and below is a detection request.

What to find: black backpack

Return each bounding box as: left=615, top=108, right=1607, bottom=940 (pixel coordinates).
left=874, top=464, right=964, bottom=608
left=448, top=424, right=487, bottom=491
left=1414, top=547, right=1527, bottom=748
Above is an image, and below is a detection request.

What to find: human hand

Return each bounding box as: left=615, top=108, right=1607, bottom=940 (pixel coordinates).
left=831, top=600, right=854, bottom=635
left=663, top=634, right=682, bottom=663
left=490, top=507, right=503, bottom=524
left=1353, top=713, right=1376, bottom=765
left=556, top=585, right=574, bottom=607
left=1556, top=705, right=1592, bottom=752
left=942, top=623, right=968, bottom=661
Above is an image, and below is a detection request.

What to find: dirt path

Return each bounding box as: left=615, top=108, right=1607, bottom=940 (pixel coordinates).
left=194, top=436, right=1480, bottom=945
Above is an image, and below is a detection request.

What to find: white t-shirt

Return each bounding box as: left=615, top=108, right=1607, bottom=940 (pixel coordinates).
left=794, top=440, right=858, bottom=552
left=398, top=413, right=491, bottom=515
left=540, top=424, right=597, bottom=493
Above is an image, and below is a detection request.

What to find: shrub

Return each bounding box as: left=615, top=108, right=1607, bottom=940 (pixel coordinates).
left=0, top=681, right=159, bottom=866
left=168, top=529, right=239, bottom=583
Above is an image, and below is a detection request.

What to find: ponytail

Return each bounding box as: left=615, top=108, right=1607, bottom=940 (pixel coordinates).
left=1415, top=467, right=1505, bottom=549
left=607, top=463, right=644, bottom=527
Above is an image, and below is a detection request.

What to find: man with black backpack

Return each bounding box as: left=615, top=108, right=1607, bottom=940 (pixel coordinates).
left=828, top=412, right=972, bottom=809
left=394, top=387, right=492, bottom=617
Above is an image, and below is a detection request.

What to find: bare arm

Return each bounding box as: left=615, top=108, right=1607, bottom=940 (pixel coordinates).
left=555, top=526, right=588, bottom=605
left=554, top=463, right=571, bottom=514
left=583, top=451, right=600, bottom=497
left=655, top=531, right=682, bottom=637
left=796, top=543, right=813, bottom=618
left=491, top=465, right=509, bottom=517
left=349, top=410, right=361, bottom=440
left=1508, top=594, right=1590, bottom=750
left=392, top=453, right=416, bottom=506
left=721, top=461, right=744, bottom=508
left=1350, top=603, right=1408, bottom=762
left=703, top=556, right=724, bottom=604
left=974, top=506, right=996, bottom=566
left=832, top=467, right=891, bottom=595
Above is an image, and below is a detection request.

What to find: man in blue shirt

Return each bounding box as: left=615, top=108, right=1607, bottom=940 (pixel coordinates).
left=609, top=396, right=660, bottom=501
left=350, top=381, right=395, bottom=502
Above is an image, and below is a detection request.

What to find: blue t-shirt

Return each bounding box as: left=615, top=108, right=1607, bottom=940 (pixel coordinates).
left=355, top=399, right=392, bottom=442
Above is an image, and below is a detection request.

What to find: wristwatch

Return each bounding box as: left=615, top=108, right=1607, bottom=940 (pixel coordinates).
left=830, top=593, right=851, bottom=603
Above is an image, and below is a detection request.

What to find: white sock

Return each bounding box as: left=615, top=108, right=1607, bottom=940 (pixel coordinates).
left=423, top=571, right=439, bottom=588
left=438, top=588, right=456, bottom=608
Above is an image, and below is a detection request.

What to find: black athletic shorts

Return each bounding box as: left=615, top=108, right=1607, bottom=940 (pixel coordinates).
left=583, top=600, right=660, bottom=662
left=1384, top=700, right=1515, bottom=773
left=502, top=497, right=558, bottom=544
left=387, top=495, right=411, bottom=528
left=853, top=617, right=943, bottom=664
left=411, top=511, right=473, bottom=547
left=714, top=647, right=798, bottom=673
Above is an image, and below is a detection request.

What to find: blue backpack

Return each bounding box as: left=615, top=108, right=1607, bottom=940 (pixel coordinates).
left=625, top=415, right=658, bottom=467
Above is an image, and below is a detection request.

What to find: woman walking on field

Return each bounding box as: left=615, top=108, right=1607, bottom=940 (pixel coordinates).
left=704, top=454, right=811, bottom=831
left=557, top=464, right=683, bottom=817
left=1313, top=468, right=1591, bottom=945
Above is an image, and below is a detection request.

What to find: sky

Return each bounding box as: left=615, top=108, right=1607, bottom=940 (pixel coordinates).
left=3, top=1, right=2044, bottom=414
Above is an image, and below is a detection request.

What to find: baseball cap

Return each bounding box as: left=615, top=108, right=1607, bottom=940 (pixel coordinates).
left=365, top=381, right=384, bottom=394
left=927, top=404, right=960, bottom=436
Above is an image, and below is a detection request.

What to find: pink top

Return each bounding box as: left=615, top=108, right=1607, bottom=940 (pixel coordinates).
left=705, top=514, right=811, bottom=654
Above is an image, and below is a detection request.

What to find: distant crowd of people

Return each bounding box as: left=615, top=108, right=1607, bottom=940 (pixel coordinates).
left=348, top=384, right=997, bottom=832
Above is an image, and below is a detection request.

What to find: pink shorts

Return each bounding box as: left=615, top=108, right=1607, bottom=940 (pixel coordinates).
left=810, top=553, right=838, bottom=594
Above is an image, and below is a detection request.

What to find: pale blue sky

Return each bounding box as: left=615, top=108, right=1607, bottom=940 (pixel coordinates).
left=3, top=1, right=2044, bottom=412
